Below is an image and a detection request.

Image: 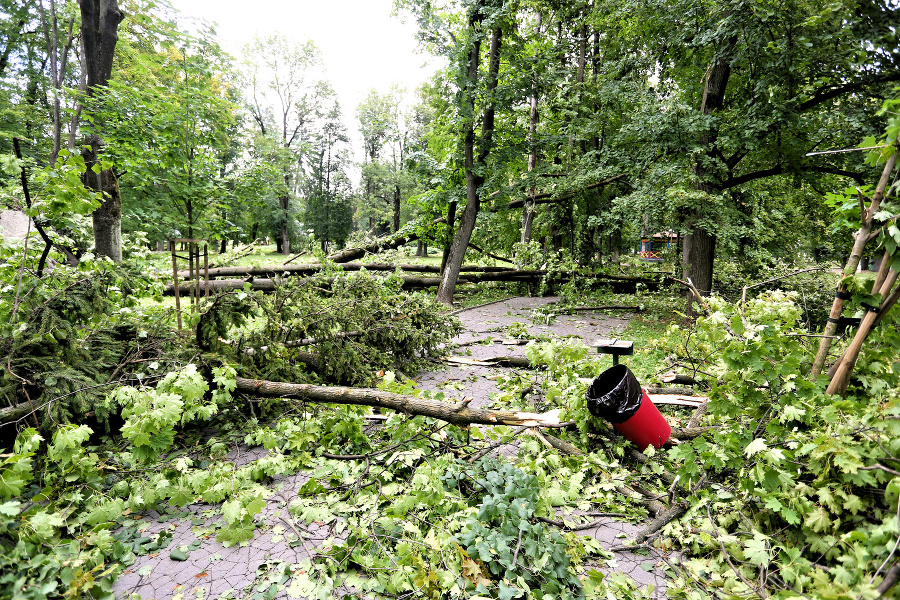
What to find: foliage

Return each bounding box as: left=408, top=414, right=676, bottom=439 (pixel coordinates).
left=655, top=291, right=900, bottom=598
left=0, top=261, right=166, bottom=423
left=90, top=25, right=239, bottom=243
left=198, top=270, right=463, bottom=385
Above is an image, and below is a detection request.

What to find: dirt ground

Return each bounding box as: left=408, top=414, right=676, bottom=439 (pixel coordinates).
left=113, top=297, right=671, bottom=599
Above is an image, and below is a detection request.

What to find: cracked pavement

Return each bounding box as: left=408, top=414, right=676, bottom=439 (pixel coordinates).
left=113, top=297, right=672, bottom=599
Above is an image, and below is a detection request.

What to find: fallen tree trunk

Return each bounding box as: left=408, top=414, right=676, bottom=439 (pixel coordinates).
left=175, top=262, right=514, bottom=280
left=164, top=269, right=665, bottom=296
left=0, top=400, right=40, bottom=427
left=327, top=217, right=446, bottom=263
left=235, top=377, right=571, bottom=428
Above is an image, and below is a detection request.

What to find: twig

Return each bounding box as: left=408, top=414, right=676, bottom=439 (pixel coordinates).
left=537, top=515, right=627, bottom=530
left=468, top=426, right=528, bottom=462
left=869, top=497, right=900, bottom=591
left=741, top=267, right=828, bottom=305
left=511, top=529, right=523, bottom=569
left=448, top=296, right=517, bottom=317
left=707, top=506, right=767, bottom=599
left=860, top=464, right=900, bottom=477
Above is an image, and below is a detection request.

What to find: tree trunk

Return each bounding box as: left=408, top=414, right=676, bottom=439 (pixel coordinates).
left=683, top=53, right=732, bottom=309
left=393, top=184, right=401, bottom=233
left=440, top=200, right=457, bottom=274
left=279, top=194, right=290, bottom=255
left=520, top=12, right=542, bottom=250
left=437, top=18, right=503, bottom=306
left=80, top=0, right=124, bottom=263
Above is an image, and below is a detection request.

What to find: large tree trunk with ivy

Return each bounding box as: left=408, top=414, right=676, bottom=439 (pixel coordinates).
left=79, top=0, right=124, bottom=263
left=683, top=53, right=732, bottom=309
left=437, top=13, right=503, bottom=306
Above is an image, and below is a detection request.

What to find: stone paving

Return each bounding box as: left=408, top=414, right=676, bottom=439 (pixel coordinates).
left=113, top=297, right=670, bottom=599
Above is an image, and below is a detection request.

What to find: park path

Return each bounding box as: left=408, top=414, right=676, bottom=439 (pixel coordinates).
left=113, top=297, right=670, bottom=599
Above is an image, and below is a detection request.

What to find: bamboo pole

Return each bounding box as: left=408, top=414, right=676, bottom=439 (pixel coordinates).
left=826, top=267, right=898, bottom=396
left=810, top=139, right=899, bottom=377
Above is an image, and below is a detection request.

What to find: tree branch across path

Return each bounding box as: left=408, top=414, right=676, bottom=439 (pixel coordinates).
left=235, top=377, right=572, bottom=428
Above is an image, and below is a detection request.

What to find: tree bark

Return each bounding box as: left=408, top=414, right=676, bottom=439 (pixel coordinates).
left=437, top=18, right=503, bottom=306
left=164, top=270, right=661, bottom=295
left=683, top=52, right=732, bottom=309
left=79, top=0, right=124, bottom=263
left=440, top=200, right=457, bottom=274
left=393, top=183, right=401, bottom=233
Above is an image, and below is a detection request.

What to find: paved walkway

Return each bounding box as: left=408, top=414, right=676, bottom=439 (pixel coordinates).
left=113, top=297, right=669, bottom=599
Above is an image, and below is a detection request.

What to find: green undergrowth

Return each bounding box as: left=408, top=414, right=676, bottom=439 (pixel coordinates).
left=3, top=267, right=899, bottom=600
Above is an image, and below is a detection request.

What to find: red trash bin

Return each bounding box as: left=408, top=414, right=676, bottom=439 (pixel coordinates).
left=586, top=364, right=671, bottom=450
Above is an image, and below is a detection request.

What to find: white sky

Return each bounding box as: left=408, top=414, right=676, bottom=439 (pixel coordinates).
left=169, top=0, right=438, bottom=165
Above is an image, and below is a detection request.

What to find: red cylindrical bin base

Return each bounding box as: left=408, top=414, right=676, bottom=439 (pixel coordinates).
left=612, top=390, right=671, bottom=450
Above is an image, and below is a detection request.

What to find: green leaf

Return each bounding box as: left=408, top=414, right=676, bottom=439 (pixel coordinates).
left=169, top=548, right=190, bottom=561
left=744, top=535, right=771, bottom=567
left=744, top=438, right=767, bottom=458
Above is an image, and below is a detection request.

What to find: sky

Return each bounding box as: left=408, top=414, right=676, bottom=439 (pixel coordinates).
left=169, top=0, right=439, bottom=164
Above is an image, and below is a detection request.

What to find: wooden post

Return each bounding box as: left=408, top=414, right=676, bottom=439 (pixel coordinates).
left=204, top=243, right=210, bottom=298
left=170, top=239, right=182, bottom=330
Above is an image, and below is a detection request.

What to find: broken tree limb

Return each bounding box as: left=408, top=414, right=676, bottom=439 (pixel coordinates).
left=534, top=430, right=669, bottom=516
left=645, top=387, right=697, bottom=396
left=503, top=174, right=628, bottom=210
left=326, top=217, right=446, bottom=263
left=174, top=262, right=515, bottom=280
left=0, top=400, right=40, bottom=426
left=827, top=265, right=899, bottom=396
left=633, top=501, right=690, bottom=544
left=444, top=355, right=533, bottom=369
left=467, top=242, right=514, bottom=264
left=671, top=426, right=718, bottom=439
left=687, top=401, right=709, bottom=429
left=661, top=372, right=699, bottom=386
left=235, top=377, right=571, bottom=428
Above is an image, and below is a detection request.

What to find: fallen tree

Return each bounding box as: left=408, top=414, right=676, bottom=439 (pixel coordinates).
left=235, top=377, right=572, bottom=428
left=174, top=262, right=515, bottom=280
left=165, top=269, right=667, bottom=296
left=326, top=217, right=446, bottom=263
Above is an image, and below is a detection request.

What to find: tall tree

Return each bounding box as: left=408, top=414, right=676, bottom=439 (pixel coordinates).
left=435, top=0, right=507, bottom=306
left=79, top=0, right=124, bottom=262
left=303, top=97, right=353, bottom=251
left=241, top=34, right=323, bottom=255
left=645, top=0, right=900, bottom=303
